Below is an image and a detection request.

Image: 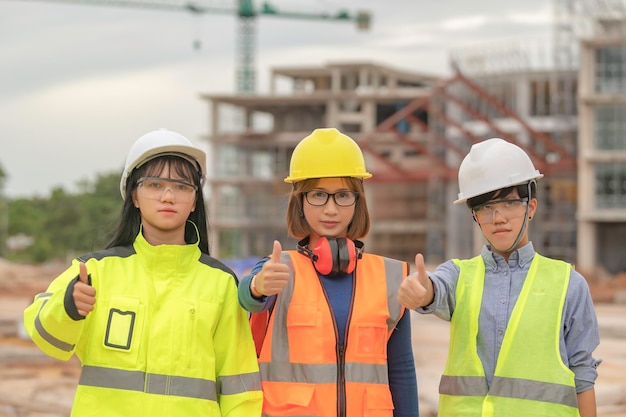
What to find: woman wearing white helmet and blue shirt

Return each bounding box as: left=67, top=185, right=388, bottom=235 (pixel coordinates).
left=398, top=138, right=600, bottom=417
left=24, top=129, right=262, bottom=417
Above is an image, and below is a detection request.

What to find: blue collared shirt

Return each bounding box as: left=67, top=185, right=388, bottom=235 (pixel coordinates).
left=418, top=242, right=600, bottom=393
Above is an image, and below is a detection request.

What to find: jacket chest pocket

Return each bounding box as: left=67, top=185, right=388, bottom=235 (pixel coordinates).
left=89, top=296, right=143, bottom=368
left=286, top=302, right=327, bottom=363
left=177, top=300, right=219, bottom=370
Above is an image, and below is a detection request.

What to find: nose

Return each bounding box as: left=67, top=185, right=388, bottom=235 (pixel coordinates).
left=491, top=208, right=506, bottom=223
left=160, top=186, right=176, bottom=201
left=323, top=196, right=339, bottom=213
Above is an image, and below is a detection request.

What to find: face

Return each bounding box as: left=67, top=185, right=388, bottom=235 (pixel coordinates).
left=473, top=188, right=537, bottom=257
left=132, top=163, right=197, bottom=245
left=302, top=177, right=357, bottom=247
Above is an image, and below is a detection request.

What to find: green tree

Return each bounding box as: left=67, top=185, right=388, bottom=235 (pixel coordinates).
left=6, top=171, right=121, bottom=263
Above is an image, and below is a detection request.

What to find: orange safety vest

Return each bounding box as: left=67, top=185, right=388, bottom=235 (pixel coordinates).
left=255, top=251, right=408, bottom=417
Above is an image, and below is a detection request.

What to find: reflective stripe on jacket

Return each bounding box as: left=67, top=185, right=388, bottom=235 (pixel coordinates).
left=258, top=251, right=408, bottom=417
left=438, top=254, right=579, bottom=417
left=24, top=232, right=262, bottom=417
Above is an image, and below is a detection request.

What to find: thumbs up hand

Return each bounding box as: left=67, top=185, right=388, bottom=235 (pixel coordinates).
left=398, top=253, right=433, bottom=310
left=252, top=240, right=290, bottom=297
left=73, top=262, right=96, bottom=317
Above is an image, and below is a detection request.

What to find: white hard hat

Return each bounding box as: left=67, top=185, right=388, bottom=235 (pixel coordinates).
left=454, top=138, right=543, bottom=205
left=120, top=128, right=207, bottom=199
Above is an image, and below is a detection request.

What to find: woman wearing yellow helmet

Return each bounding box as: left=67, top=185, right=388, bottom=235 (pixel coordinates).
left=239, top=128, right=419, bottom=417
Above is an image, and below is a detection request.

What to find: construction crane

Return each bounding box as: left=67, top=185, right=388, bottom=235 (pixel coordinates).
left=8, top=0, right=371, bottom=93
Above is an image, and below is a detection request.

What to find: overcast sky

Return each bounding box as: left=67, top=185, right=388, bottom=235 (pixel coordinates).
left=0, top=0, right=553, bottom=198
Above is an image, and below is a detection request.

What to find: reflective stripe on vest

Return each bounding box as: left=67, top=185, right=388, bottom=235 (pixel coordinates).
left=440, top=375, right=577, bottom=407
left=79, top=365, right=260, bottom=401
left=259, top=361, right=389, bottom=384
left=439, top=254, right=578, bottom=417
left=34, top=296, right=76, bottom=353
left=259, top=252, right=406, bottom=417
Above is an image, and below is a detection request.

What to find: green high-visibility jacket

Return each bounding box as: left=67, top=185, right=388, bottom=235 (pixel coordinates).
left=438, top=254, right=579, bottom=417
left=24, top=232, right=262, bottom=417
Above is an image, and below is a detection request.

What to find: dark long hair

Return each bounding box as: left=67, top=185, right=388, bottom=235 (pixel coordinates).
left=106, top=155, right=210, bottom=255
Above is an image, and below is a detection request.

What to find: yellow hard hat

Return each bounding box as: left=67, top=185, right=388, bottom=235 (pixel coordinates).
left=284, top=128, right=372, bottom=183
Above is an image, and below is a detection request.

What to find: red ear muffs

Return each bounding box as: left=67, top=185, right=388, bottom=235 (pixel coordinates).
left=311, top=237, right=334, bottom=275
left=335, top=237, right=356, bottom=275
left=298, top=237, right=359, bottom=276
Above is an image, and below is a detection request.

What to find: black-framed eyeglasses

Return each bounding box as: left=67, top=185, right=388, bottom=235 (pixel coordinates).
left=304, top=190, right=359, bottom=207
left=472, top=198, right=528, bottom=224
left=136, top=177, right=198, bottom=203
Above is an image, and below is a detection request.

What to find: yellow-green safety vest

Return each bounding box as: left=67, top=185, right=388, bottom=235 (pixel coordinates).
left=438, top=254, right=579, bottom=417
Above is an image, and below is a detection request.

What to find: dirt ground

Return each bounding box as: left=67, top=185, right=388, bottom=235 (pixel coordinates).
left=1, top=258, right=625, bottom=416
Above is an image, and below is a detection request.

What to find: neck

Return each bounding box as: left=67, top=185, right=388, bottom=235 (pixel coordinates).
left=141, top=224, right=187, bottom=246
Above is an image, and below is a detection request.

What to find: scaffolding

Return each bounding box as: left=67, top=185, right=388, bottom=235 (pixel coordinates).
left=199, top=0, right=626, bottom=271
left=202, top=59, right=582, bottom=264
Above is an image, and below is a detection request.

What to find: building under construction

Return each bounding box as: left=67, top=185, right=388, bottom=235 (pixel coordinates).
left=201, top=8, right=626, bottom=275
left=578, top=15, right=626, bottom=275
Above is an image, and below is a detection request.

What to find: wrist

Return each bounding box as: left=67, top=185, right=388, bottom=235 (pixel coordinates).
left=250, top=274, right=263, bottom=299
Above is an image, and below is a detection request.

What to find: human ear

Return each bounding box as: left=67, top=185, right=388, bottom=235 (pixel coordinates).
left=528, top=198, right=538, bottom=219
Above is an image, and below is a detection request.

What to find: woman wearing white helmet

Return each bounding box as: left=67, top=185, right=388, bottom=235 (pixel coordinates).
left=239, top=128, right=419, bottom=417
left=398, top=138, right=600, bottom=417
left=24, top=129, right=262, bottom=417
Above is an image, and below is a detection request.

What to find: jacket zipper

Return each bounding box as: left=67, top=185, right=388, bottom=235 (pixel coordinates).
left=337, top=344, right=346, bottom=417
left=318, top=270, right=357, bottom=417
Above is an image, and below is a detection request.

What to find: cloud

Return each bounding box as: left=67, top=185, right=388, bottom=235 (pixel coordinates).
left=441, top=15, right=489, bottom=31
left=507, top=7, right=552, bottom=25
left=0, top=60, right=215, bottom=198
left=0, top=0, right=557, bottom=198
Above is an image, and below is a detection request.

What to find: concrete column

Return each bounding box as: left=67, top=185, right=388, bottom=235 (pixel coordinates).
left=326, top=100, right=339, bottom=127
left=361, top=100, right=376, bottom=132
left=331, top=68, right=341, bottom=93
left=577, top=40, right=596, bottom=271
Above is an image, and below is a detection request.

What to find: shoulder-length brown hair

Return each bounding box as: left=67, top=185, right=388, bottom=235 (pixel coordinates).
left=286, top=177, right=370, bottom=240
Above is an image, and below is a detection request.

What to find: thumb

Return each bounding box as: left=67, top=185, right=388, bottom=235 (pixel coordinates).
left=78, top=262, right=90, bottom=285
left=414, top=253, right=427, bottom=284
left=269, top=240, right=282, bottom=263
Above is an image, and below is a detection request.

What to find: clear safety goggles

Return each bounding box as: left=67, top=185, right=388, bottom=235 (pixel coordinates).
left=472, top=198, right=528, bottom=224
left=137, top=177, right=197, bottom=203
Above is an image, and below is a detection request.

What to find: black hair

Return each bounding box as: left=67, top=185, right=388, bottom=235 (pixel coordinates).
left=466, top=181, right=537, bottom=210
left=106, top=155, right=210, bottom=255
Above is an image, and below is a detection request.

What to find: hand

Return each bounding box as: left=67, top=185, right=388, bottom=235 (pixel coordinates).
left=253, top=240, right=290, bottom=296
left=73, top=262, right=96, bottom=317
left=398, top=253, right=433, bottom=310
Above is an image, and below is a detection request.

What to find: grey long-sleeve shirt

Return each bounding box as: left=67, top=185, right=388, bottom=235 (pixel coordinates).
left=418, top=242, right=600, bottom=393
